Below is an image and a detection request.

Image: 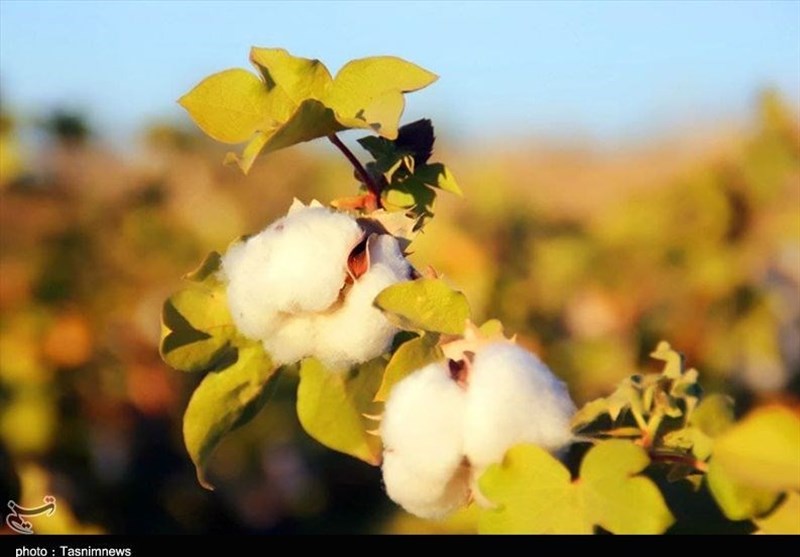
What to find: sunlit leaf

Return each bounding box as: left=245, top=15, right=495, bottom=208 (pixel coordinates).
left=712, top=405, right=800, bottom=492
left=375, top=278, right=470, bottom=335
left=183, top=344, right=277, bottom=489
left=225, top=99, right=344, bottom=173
left=296, top=357, right=383, bottom=465
left=706, top=459, right=779, bottom=521
left=249, top=47, right=332, bottom=103
left=178, top=69, right=272, bottom=144
left=478, top=440, right=674, bottom=534
left=755, top=492, right=800, bottom=534
left=159, top=256, right=237, bottom=373
left=374, top=333, right=441, bottom=402
left=325, top=56, right=437, bottom=139
left=415, top=163, right=462, bottom=196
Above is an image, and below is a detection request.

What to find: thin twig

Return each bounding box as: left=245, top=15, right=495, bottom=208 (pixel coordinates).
left=649, top=451, right=709, bottom=473
left=328, top=134, right=382, bottom=208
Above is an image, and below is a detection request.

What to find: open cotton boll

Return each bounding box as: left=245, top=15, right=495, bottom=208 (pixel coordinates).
left=381, top=361, right=467, bottom=484
left=221, top=205, right=362, bottom=340
left=382, top=451, right=471, bottom=520
left=260, top=313, right=317, bottom=367
left=314, top=235, right=411, bottom=370
left=463, top=343, right=576, bottom=470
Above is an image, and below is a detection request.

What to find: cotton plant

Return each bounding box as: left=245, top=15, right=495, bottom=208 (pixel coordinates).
left=160, top=47, right=800, bottom=534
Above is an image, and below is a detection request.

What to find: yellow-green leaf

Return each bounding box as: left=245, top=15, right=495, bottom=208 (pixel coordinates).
left=690, top=393, right=735, bottom=437
left=479, top=444, right=588, bottom=534
left=325, top=56, right=438, bottom=139
left=249, top=47, right=332, bottom=103
left=581, top=441, right=675, bottom=534
left=706, top=459, right=780, bottom=521
left=225, top=99, right=345, bottom=173
left=374, top=278, right=470, bottom=335
left=296, top=358, right=383, bottom=465
left=178, top=69, right=272, bottom=144
left=374, top=333, right=441, bottom=402
left=416, top=163, right=462, bottom=196
left=478, top=440, right=674, bottom=534
left=755, top=492, right=800, bottom=534
left=159, top=272, right=237, bottom=373
left=650, top=341, right=684, bottom=379
left=712, top=405, right=800, bottom=492
left=183, top=344, right=276, bottom=489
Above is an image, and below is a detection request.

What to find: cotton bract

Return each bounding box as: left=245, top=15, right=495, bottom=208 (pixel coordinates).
left=380, top=341, right=576, bottom=519
left=220, top=201, right=411, bottom=369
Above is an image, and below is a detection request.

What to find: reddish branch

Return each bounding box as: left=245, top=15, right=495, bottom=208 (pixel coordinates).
left=328, top=134, right=383, bottom=209
left=648, top=451, right=709, bottom=473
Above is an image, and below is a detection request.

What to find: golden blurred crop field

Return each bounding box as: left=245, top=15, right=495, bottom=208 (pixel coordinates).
left=0, top=92, right=798, bottom=533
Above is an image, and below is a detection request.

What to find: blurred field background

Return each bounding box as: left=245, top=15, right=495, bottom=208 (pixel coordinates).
left=1, top=0, right=799, bottom=535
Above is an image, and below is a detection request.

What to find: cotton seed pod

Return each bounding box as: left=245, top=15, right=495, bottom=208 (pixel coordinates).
left=380, top=339, right=576, bottom=519
left=381, top=361, right=470, bottom=518
left=463, top=342, right=576, bottom=470
left=221, top=200, right=412, bottom=369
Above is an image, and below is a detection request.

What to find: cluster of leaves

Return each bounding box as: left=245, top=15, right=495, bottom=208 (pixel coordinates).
left=476, top=341, right=799, bottom=534
left=179, top=48, right=459, bottom=224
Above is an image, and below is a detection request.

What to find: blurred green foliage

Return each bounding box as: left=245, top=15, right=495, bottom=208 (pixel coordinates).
left=0, top=91, right=797, bottom=533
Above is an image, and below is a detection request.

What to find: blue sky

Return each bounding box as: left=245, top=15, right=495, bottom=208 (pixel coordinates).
left=1, top=0, right=798, bottom=145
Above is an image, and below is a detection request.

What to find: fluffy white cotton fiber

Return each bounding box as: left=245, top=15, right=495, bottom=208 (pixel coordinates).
left=380, top=341, right=576, bottom=519
left=381, top=362, right=470, bottom=518
left=220, top=202, right=411, bottom=369
left=463, top=343, right=576, bottom=470
left=315, top=235, right=411, bottom=369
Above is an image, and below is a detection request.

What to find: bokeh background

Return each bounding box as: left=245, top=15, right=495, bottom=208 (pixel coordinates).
left=0, top=0, right=798, bottom=534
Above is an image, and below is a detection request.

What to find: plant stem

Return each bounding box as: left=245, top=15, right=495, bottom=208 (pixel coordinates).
left=649, top=450, right=709, bottom=473
left=328, top=134, right=382, bottom=207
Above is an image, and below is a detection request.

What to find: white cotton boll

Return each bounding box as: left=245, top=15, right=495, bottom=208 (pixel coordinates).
left=382, top=451, right=471, bottom=520
left=220, top=204, right=362, bottom=340
left=463, top=343, right=576, bottom=470
left=259, top=207, right=361, bottom=313
left=381, top=361, right=467, bottom=483
left=260, top=313, right=316, bottom=367
left=314, top=235, right=411, bottom=370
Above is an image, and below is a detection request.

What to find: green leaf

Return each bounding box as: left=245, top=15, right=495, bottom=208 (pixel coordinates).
left=183, top=344, right=277, bottom=489
left=159, top=254, right=238, bottom=373
left=755, top=492, right=800, bottom=534
left=415, top=163, right=462, bottom=196
left=178, top=69, right=273, bottom=144
left=374, top=333, right=441, bottom=402
left=325, top=56, right=438, bottom=139
left=225, top=99, right=344, bottom=173
left=296, top=357, right=383, bottom=465
left=374, top=278, right=471, bottom=335
left=690, top=393, right=734, bottom=437
left=249, top=47, right=332, bottom=103
left=712, top=405, right=800, bottom=492
left=383, top=176, right=437, bottom=219
left=478, top=440, right=674, bottom=534
left=706, top=459, right=780, bottom=521
left=650, top=340, right=684, bottom=379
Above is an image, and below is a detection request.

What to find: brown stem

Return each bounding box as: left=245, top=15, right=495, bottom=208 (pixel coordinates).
left=649, top=451, right=708, bottom=473
left=328, top=134, right=382, bottom=208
